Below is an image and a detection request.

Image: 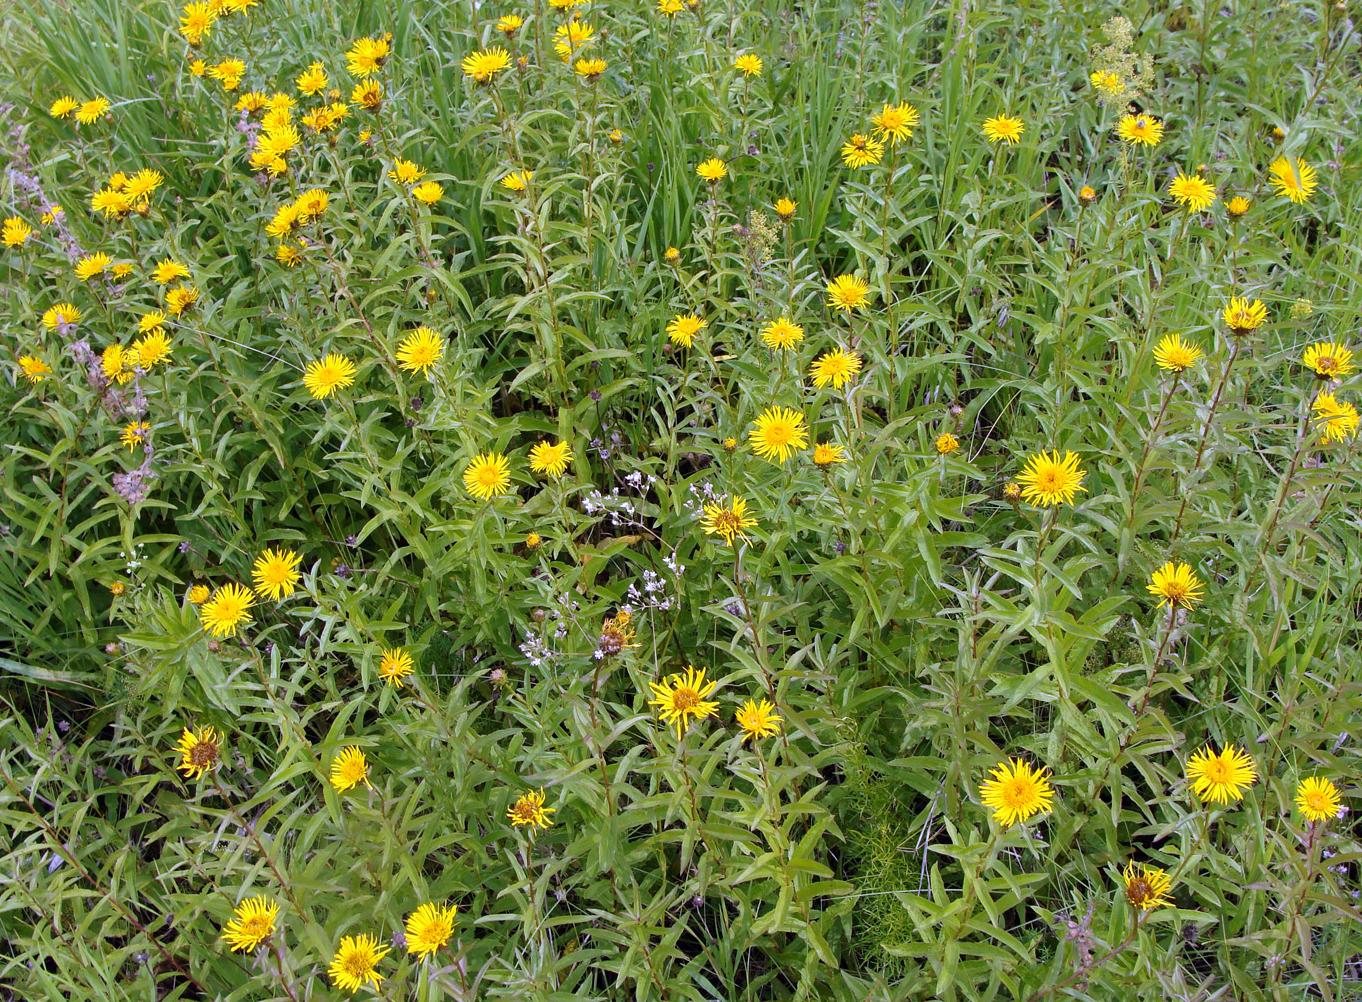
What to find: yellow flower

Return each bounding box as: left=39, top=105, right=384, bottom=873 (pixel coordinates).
left=1186, top=744, right=1256, bottom=804
left=982, top=114, right=1024, bottom=145
left=330, top=746, right=371, bottom=793
left=329, top=933, right=388, bottom=993
left=734, top=53, right=763, bottom=77
left=102, top=344, right=133, bottom=385
left=352, top=79, right=383, bottom=110
left=774, top=197, right=796, bottom=220
left=979, top=757, right=1053, bottom=827
left=840, top=132, right=884, bottom=168
left=461, top=47, right=512, bottom=83
left=152, top=259, right=190, bottom=285
left=1153, top=334, right=1202, bottom=373
left=736, top=698, right=782, bottom=742
left=696, top=158, right=728, bottom=183
left=825, top=274, right=871, bottom=312
left=529, top=440, right=573, bottom=478
left=935, top=432, right=960, bottom=455
left=500, top=169, right=534, bottom=192
left=199, top=582, right=255, bottom=637
left=40, top=204, right=63, bottom=225
left=1268, top=156, right=1318, bottom=204
left=1123, top=862, right=1173, bottom=910
left=463, top=451, right=513, bottom=500
left=1116, top=113, right=1163, bottom=147
left=1295, top=776, right=1341, bottom=823
left=666, top=312, right=706, bottom=347
left=2, top=216, right=33, bottom=248
left=1089, top=69, right=1123, bottom=97
left=189, top=59, right=207, bottom=77
left=346, top=35, right=391, bottom=77
left=1168, top=172, right=1216, bottom=213
left=554, top=19, right=595, bottom=60
left=810, top=348, right=863, bottom=389
left=188, top=584, right=210, bottom=604
left=497, top=14, right=524, bottom=34
left=1222, top=296, right=1267, bottom=335
left=396, top=326, right=444, bottom=374
left=872, top=101, right=919, bottom=144
left=663, top=246, right=681, bottom=264
left=1302, top=341, right=1354, bottom=380
left=1015, top=450, right=1086, bottom=507
left=388, top=158, right=426, bottom=185
left=296, top=186, right=331, bottom=222
left=75, top=97, right=111, bottom=124
left=303, top=353, right=357, bottom=399
left=760, top=316, right=803, bottom=350
left=120, top=421, right=150, bottom=451
left=75, top=252, right=112, bottom=281
left=50, top=95, right=79, bottom=119
left=1312, top=391, right=1360, bottom=443
left=657, top=0, right=684, bottom=13
left=1226, top=195, right=1250, bottom=217
left=42, top=302, right=81, bottom=330
left=574, top=57, right=607, bottom=81
left=701, top=495, right=757, bottom=545
left=649, top=665, right=721, bottom=738
left=1146, top=561, right=1204, bottom=609
left=166, top=285, right=200, bottom=315
left=179, top=2, right=217, bottom=45
left=378, top=647, right=414, bottom=686
left=18, top=355, right=51, bottom=383
left=252, top=547, right=302, bottom=600
left=608, top=128, right=623, bottom=143
left=812, top=442, right=846, bottom=466
left=275, top=243, right=303, bottom=267
left=1078, top=184, right=1097, bottom=205
left=175, top=725, right=221, bottom=780
left=525, top=532, right=542, bottom=549
left=222, top=897, right=278, bottom=953
left=749, top=405, right=808, bottom=463
left=296, top=60, right=328, bottom=96
left=412, top=180, right=444, bottom=205
left=208, top=58, right=245, bottom=90
left=507, top=788, right=555, bottom=830
left=405, top=903, right=457, bottom=960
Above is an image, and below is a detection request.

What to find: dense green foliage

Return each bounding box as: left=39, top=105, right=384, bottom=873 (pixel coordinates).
left=3, top=0, right=1362, bottom=998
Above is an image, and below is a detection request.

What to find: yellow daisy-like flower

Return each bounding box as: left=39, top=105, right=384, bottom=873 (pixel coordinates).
left=1312, top=391, right=1360, bottom=443
left=222, top=897, right=278, bottom=953
left=825, top=274, right=871, bottom=312
left=1168, top=172, right=1217, bottom=213
left=1295, top=776, right=1341, bottom=823
left=840, top=132, right=884, bottom=168
left=1226, top=195, right=1250, bottom=218
left=296, top=61, right=328, bottom=96
left=663, top=246, right=680, bottom=264
left=529, top=440, right=573, bottom=478
left=658, top=0, right=684, bottom=12
left=388, top=159, right=425, bottom=185
left=872, top=101, right=919, bottom=144
left=935, top=432, right=960, bottom=455
left=1015, top=450, right=1086, bottom=507
left=553, top=19, right=595, bottom=60
left=189, top=59, right=207, bottom=77
left=199, top=582, right=255, bottom=637
left=666, top=312, right=706, bottom=347
left=137, top=309, right=167, bottom=336
left=412, top=180, right=444, bottom=205
left=275, top=241, right=302, bottom=269
left=120, top=421, right=150, bottom=451
left=50, top=95, right=79, bottom=119
left=251, top=547, right=302, bottom=600
left=649, top=665, right=721, bottom=738
left=352, top=79, right=383, bottom=110
left=463, top=451, right=513, bottom=500
left=42, top=302, right=81, bottom=329
left=188, top=584, right=210, bottom=605
left=1153, top=334, right=1203, bottom=374
left=1185, top=744, right=1256, bottom=804
left=329, top=933, right=388, bottom=993
left=497, top=14, right=524, bottom=34
left=774, top=197, right=796, bottom=221
left=405, top=903, right=457, bottom=960
left=760, top=316, right=803, bottom=350
left=1, top=215, right=36, bottom=251
left=812, top=442, right=846, bottom=466
left=1268, top=156, right=1318, bottom=204
left=982, top=114, right=1024, bottom=145
left=303, top=353, right=357, bottom=399
left=178, top=2, right=216, bottom=45
left=102, top=344, right=133, bottom=385
left=152, top=259, right=190, bottom=285
left=166, top=285, right=200, bottom=316
left=979, top=757, right=1054, bottom=827
left=175, top=725, right=221, bottom=780
left=1222, top=296, right=1267, bottom=335
left=809, top=348, right=864, bottom=389
left=378, top=647, right=414, bottom=686
left=1116, top=113, right=1163, bottom=147
left=736, top=698, right=782, bottom=742
left=749, top=405, right=809, bottom=463
left=75, top=252, right=112, bottom=281
left=734, top=53, right=763, bottom=77
left=76, top=97, right=111, bottom=125
left=1123, top=862, right=1173, bottom=911
left=396, top=326, right=444, bottom=374
left=1089, top=69, right=1123, bottom=97
left=461, top=47, right=512, bottom=83
left=294, top=188, right=329, bottom=222
left=1078, top=185, right=1097, bottom=205
left=507, top=788, right=555, bottom=830
left=501, top=169, right=534, bottom=193
left=346, top=35, right=391, bottom=77
left=329, top=745, right=371, bottom=793
left=18, top=355, right=51, bottom=383
left=696, top=158, right=728, bottom=183
left=1302, top=342, right=1354, bottom=380
left=701, top=495, right=757, bottom=545
left=1146, top=561, right=1204, bottom=610
left=574, top=57, right=607, bottom=81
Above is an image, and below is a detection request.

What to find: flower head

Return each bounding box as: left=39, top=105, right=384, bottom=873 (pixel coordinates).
left=222, top=897, right=278, bottom=953
left=252, top=547, right=302, bottom=600
left=979, top=758, right=1054, bottom=827
left=749, top=406, right=808, bottom=463
left=1154, top=334, right=1202, bottom=373
left=666, top=313, right=706, bottom=347
left=3, top=216, right=34, bottom=248
left=330, top=746, right=371, bottom=793
left=199, top=583, right=254, bottom=637
left=388, top=159, right=426, bottom=185
left=1169, top=172, right=1217, bottom=213
left=1222, top=296, right=1267, bottom=335
left=412, top=180, right=444, bottom=205
left=497, top=14, right=524, bottom=34
left=574, top=57, right=607, bottom=81
left=1226, top=195, right=1250, bottom=218
left=329, top=933, right=388, bottom=993
left=152, top=259, right=190, bottom=285
left=873, top=101, right=919, bottom=144
left=982, top=115, right=1024, bottom=145
left=303, top=353, right=357, bottom=399
left=166, top=285, right=200, bottom=315
left=810, top=348, right=863, bottom=389
left=1312, top=391, right=1360, bottom=443
left=1123, top=862, right=1173, bottom=910
left=346, top=35, right=391, bottom=77
left=935, top=432, right=960, bottom=455
left=1268, top=157, right=1318, bottom=204
left=464, top=452, right=512, bottom=500
left=1186, top=744, right=1256, bottom=804
left=18, top=355, right=51, bottom=382
left=1295, top=776, right=1341, bottom=823
left=825, top=274, right=871, bottom=312
left=176, top=725, right=221, bottom=780
left=76, top=252, right=112, bottom=281
left=554, top=19, right=594, bottom=59
left=774, top=197, right=796, bottom=221
left=734, top=53, right=763, bottom=77
left=405, top=903, right=457, bottom=960
left=1147, top=561, right=1204, bottom=609
left=529, top=440, right=573, bottom=478
left=501, top=169, right=534, bottom=193
left=1089, top=70, right=1123, bottom=97
left=760, top=316, right=803, bottom=350
left=378, top=647, right=414, bottom=686
left=812, top=442, right=846, bottom=466
left=649, top=665, right=721, bottom=738
left=1302, top=342, right=1354, bottom=380
left=461, top=47, right=511, bottom=83
left=1015, top=450, right=1086, bottom=507
left=396, top=326, right=444, bottom=374
left=507, top=788, right=555, bottom=830
left=50, top=95, right=79, bottom=119
left=120, top=421, right=150, bottom=451
left=1116, top=113, right=1163, bottom=147
left=735, top=698, right=781, bottom=742
left=75, top=97, right=111, bottom=125
left=701, top=495, right=757, bottom=545
left=840, top=133, right=884, bottom=168
left=352, top=79, right=383, bottom=110
left=696, top=158, right=728, bottom=183
left=42, top=302, right=81, bottom=329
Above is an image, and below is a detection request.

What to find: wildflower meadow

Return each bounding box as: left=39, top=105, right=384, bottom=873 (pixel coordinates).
left=4, top=0, right=1362, bottom=998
